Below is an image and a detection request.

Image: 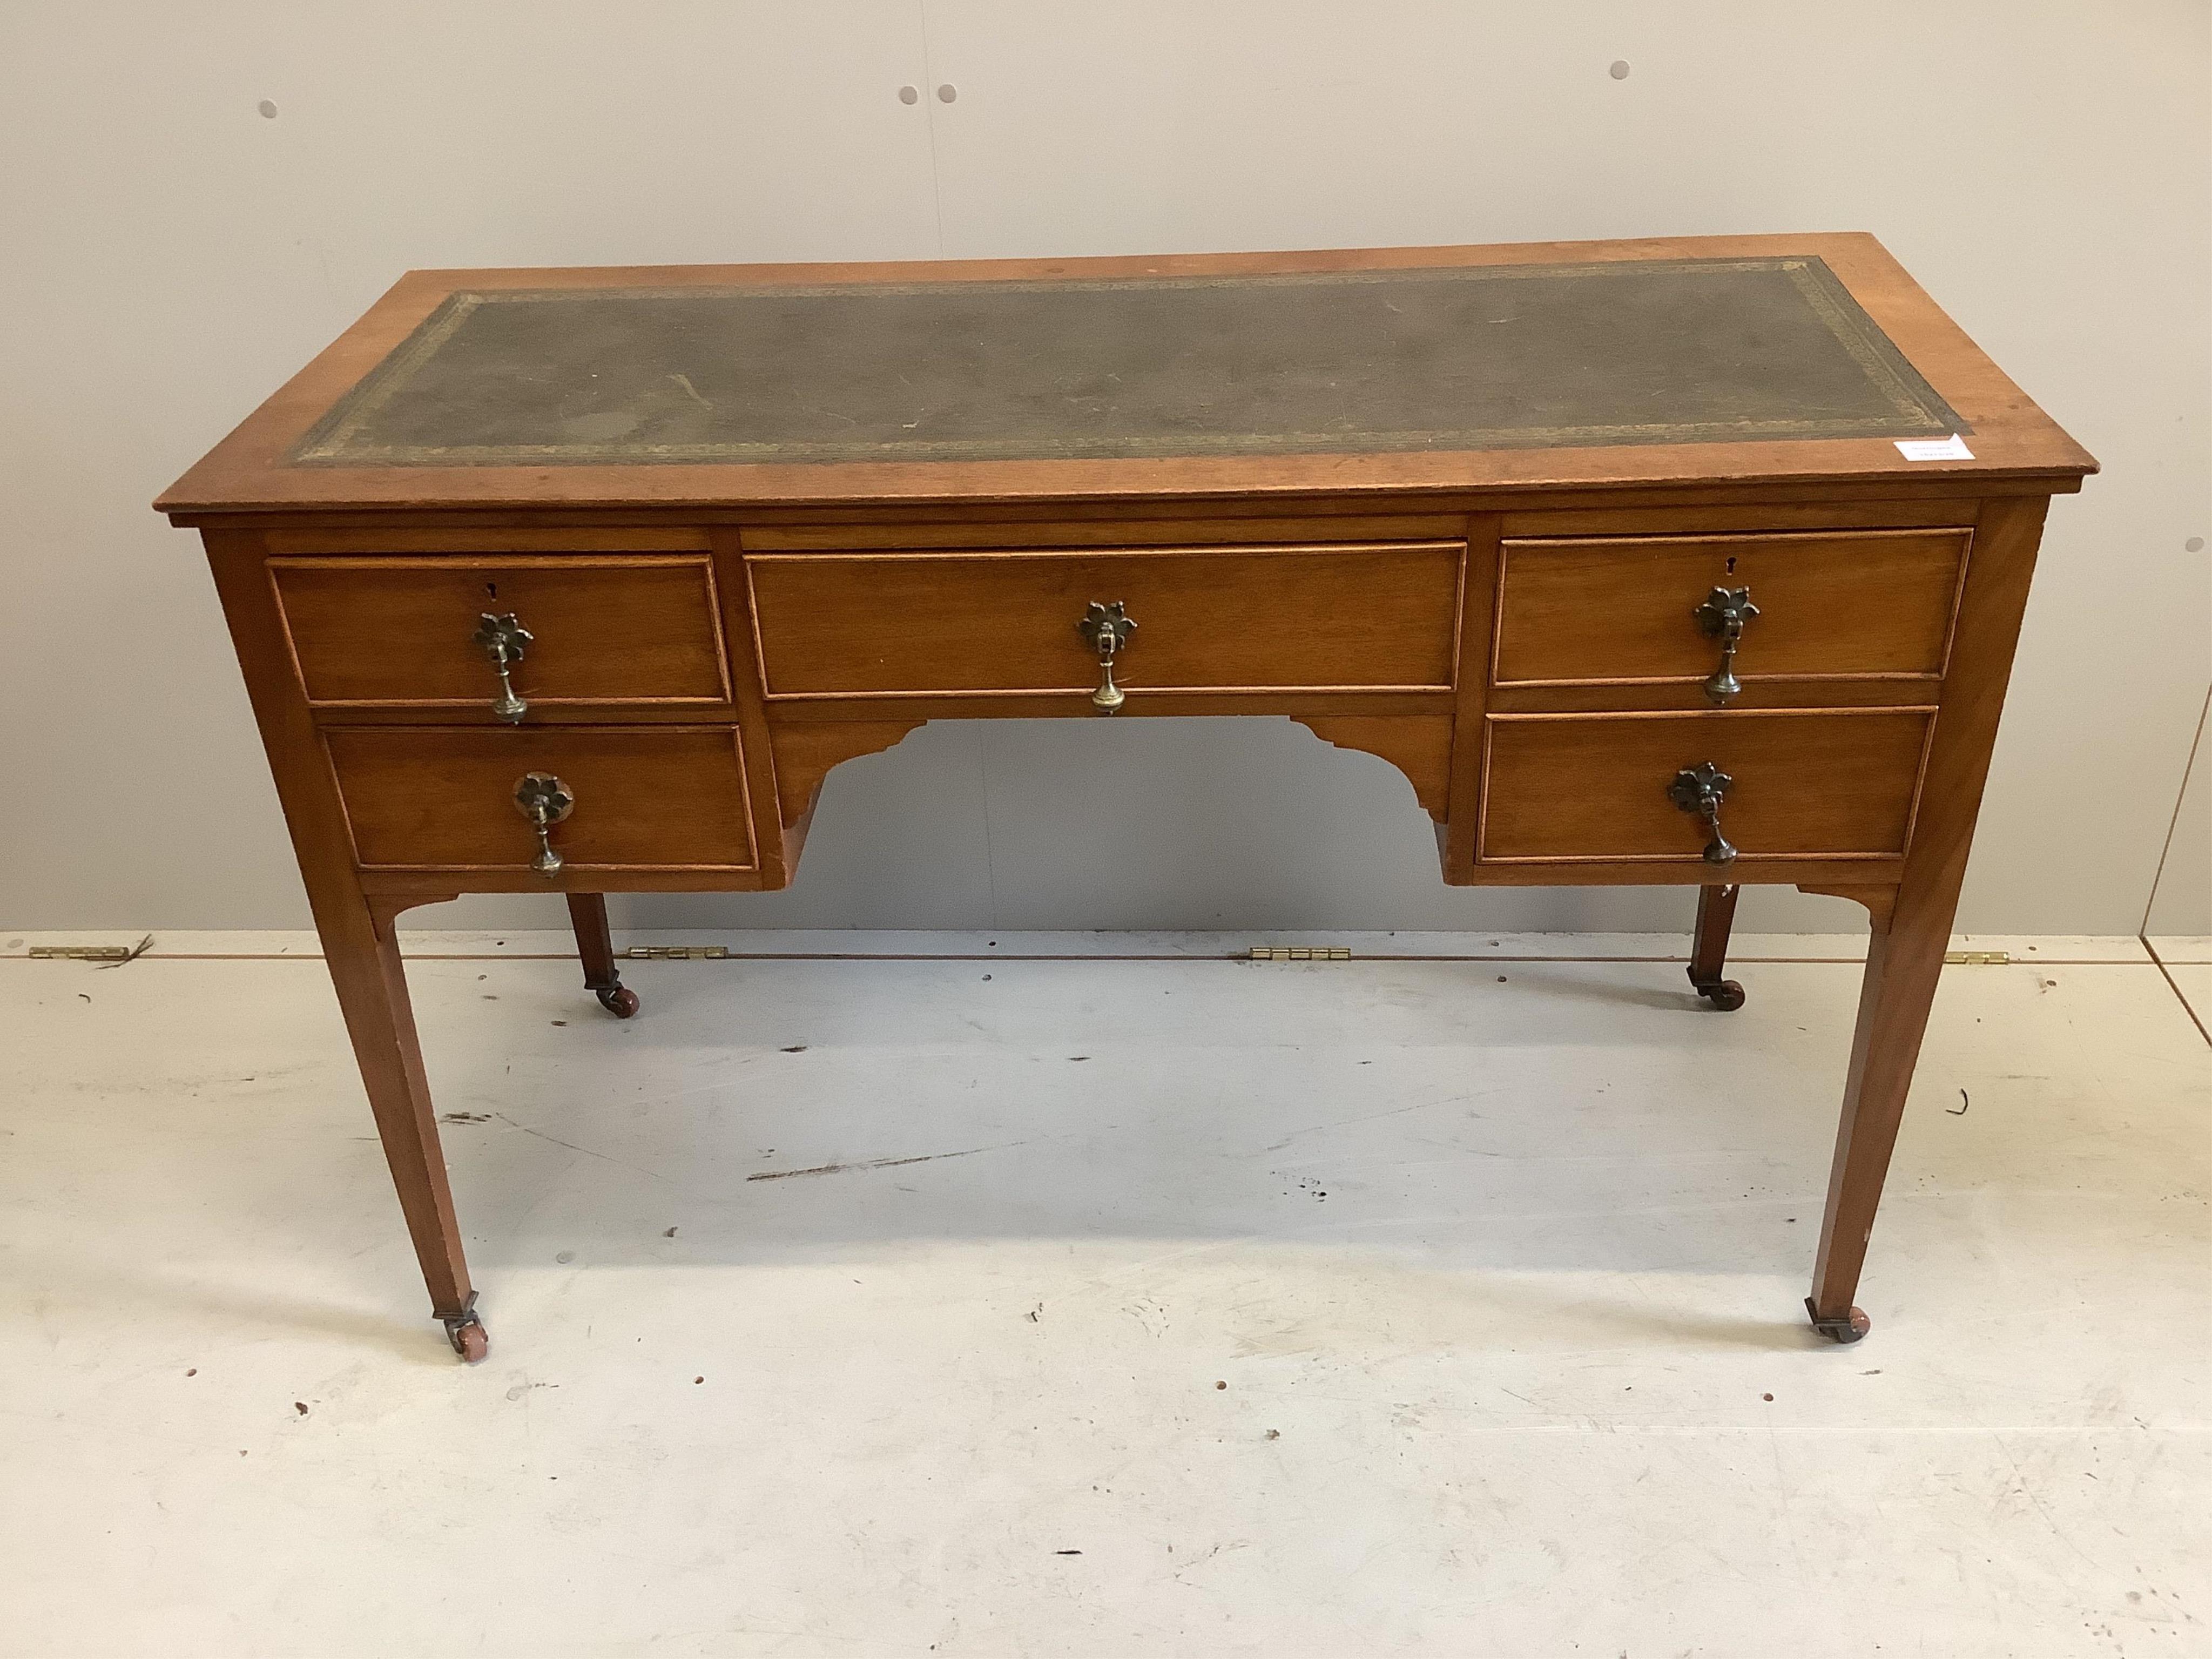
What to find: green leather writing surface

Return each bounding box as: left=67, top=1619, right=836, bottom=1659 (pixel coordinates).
left=294, top=257, right=1963, bottom=467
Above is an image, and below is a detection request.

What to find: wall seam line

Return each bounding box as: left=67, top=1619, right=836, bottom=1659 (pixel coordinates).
left=2139, top=680, right=2211, bottom=936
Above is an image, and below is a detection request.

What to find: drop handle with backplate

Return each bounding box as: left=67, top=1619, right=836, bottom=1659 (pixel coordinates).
left=1076, top=601, right=1136, bottom=714
left=473, top=612, right=533, bottom=723
left=1692, top=586, right=1759, bottom=704
left=1668, top=762, right=1738, bottom=865
left=513, top=772, right=574, bottom=876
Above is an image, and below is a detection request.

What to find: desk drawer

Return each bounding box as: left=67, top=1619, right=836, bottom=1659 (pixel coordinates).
left=747, top=543, right=1462, bottom=698
left=328, top=727, right=756, bottom=872
left=272, top=556, right=730, bottom=711
left=1492, top=530, right=1967, bottom=688
left=1479, top=710, right=1932, bottom=863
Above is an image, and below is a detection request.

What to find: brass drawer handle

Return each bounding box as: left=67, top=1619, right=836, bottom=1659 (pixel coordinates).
left=1076, top=601, right=1135, bottom=714
left=1668, top=761, right=1738, bottom=865
left=1692, top=586, right=1759, bottom=704
left=473, top=612, right=533, bottom=723
left=513, top=772, right=574, bottom=875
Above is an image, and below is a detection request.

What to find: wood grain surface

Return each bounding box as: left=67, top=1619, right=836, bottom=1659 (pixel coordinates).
left=748, top=542, right=1464, bottom=698
left=1479, top=708, right=1933, bottom=862
left=273, top=555, right=729, bottom=708
left=1493, top=529, right=1966, bottom=686
left=328, top=726, right=757, bottom=872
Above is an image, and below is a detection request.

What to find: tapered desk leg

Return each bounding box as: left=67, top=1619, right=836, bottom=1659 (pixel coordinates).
left=1687, top=884, right=1744, bottom=1010
left=1807, top=895, right=1955, bottom=1343
left=1799, top=494, right=2049, bottom=1343
left=331, top=901, right=487, bottom=1362
left=567, top=893, right=639, bottom=1018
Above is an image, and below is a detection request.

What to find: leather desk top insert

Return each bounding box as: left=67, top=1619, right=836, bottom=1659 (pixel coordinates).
left=289, top=257, right=1963, bottom=464
left=160, top=234, right=2095, bottom=1363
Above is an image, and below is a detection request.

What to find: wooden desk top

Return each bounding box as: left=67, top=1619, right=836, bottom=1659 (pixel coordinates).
left=159, top=234, right=2093, bottom=520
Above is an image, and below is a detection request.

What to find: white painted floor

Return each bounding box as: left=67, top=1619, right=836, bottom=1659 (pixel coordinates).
left=3, top=930, right=2208, bottom=1658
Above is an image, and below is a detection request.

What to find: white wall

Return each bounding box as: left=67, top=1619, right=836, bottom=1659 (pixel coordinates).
left=2, top=2, right=2206, bottom=936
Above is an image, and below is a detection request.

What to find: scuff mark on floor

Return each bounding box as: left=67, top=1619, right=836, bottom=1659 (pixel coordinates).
left=1169, top=1540, right=1247, bottom=1582
left=746, top=1143, right=1016, bottom=1181
left=1263, top=1088, right=1494, bottom=1152
left=493, top=1113, right=671, bottom=1183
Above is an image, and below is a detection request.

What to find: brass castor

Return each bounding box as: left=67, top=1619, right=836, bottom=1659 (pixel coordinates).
left=1696, top=978, right=1747, bottom=1012
left=596, top=983, right=640, bottom=1019
left=441, top=1298, right=490, bottom=1363
left=1805, top=1299, right=1872, bottom=1344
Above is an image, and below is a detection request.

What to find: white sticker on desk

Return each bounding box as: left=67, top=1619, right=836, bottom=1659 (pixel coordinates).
left=1894, top=434, right=1974, bottom=461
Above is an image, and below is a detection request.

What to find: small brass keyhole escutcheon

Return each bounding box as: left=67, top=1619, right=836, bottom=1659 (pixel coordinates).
left=513, top=772, right=574, bottom=876
left=1692, top=586, right=1758, bottom=704
left=1667, top=761, right=1737, bottom=865
left=1076, top=601, right=1135, bottom=714
left=474, top=612, right=533, bottom=723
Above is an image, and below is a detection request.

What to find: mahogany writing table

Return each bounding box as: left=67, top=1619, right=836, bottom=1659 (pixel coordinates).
left=158, top=235, right=2096, bottom=1361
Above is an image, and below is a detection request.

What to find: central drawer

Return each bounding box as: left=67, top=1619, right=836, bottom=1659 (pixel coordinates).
left=328, top=727, right=756, bottom=873
left=746, top=543, right=1464, bottom=698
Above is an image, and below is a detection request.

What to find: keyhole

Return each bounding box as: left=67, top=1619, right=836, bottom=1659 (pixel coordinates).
left=1724, top=557, right=1737, bottom=575
left=485, top=582, right=498, bottom=599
